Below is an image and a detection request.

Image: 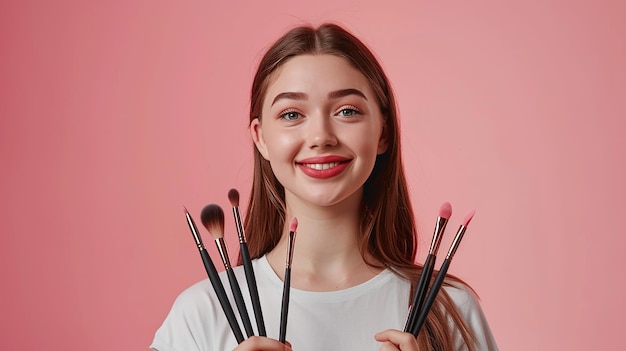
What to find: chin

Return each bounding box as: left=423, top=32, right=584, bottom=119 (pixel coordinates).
left=295, top=188, right=363, bottom=209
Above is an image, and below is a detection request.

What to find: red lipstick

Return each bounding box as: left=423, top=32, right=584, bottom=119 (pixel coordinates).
left=296, top=156, right=351, bottom=179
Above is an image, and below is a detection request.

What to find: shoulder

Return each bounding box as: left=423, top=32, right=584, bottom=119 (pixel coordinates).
left=173, top=278, right=216, bottom=308
left=161, top=278, right=220, bottom=331
left=443, top=279, right=499, bottom=351
left=443, top=279, right=481, bottom=314
left=150, top=275, right=232, bottom=351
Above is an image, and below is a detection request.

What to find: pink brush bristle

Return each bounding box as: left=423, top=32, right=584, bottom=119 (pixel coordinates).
left=462, top=209, right=476, bottom=227
left=289, top=217, right=298, bottom=232
left=439, top=202, right=452, bottom=219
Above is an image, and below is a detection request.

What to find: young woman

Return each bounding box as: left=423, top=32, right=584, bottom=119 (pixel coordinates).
left=151, top=23, right=498, bottom=351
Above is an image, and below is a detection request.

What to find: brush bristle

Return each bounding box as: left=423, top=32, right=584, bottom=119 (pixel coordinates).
left=183, top=205, right=189, bottom=214
left=289, top=217, right=298, bottom=232
left=462, top=209, right=476, bottom=227
left=227, top=188, right=240, bottom=207
left=200, top=204, right=225, bottom=239
left=439, top=202, right=452, bottom=219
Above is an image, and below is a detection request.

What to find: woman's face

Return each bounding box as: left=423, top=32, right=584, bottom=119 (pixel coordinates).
left=250, top=54, right=387, bottom=209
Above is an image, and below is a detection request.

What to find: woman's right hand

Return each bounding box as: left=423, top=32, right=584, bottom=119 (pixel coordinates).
left=232, top=336, right=292, bottom=351
left=375, top=330, right=419, bottom=351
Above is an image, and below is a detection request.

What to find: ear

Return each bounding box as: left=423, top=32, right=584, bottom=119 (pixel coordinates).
left=377, top=121, right=389, bottom=154
left=250, top=118, right=270, bottom=160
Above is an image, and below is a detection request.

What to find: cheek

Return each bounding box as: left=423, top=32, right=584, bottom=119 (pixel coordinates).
left=264, top=130, right=300, bottom=161
left=364, top=143, right=382, bottom=166
left=357, top=126, right=384, bottom=157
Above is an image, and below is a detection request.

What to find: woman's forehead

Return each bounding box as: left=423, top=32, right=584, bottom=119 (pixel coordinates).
left=263, top=54, right=375, bottom=103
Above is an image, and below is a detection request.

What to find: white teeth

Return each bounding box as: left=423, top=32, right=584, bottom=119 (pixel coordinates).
left=305, top=162, right=340, bottom=170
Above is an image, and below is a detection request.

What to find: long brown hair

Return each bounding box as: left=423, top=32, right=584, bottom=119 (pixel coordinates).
left=243, top=23, right=476, bottom=350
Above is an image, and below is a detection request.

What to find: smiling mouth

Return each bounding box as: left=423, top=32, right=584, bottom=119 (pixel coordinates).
left=302, top=162, right=341, bottom=170
left=297, top=159, right=351, bottom=178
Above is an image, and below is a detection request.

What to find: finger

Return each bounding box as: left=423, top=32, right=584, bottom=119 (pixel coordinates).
left=378, top=341, right=400, bottom=351
left=233, top=336, right=293, bottom=351
left=375, top=329, right=418, bottom=351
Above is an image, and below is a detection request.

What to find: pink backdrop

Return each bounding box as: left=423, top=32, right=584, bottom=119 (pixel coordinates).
left=1, top=1, right=625, bottom=350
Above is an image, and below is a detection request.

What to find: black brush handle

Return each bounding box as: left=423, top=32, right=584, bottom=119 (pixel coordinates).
left=241, top=243, right=266, bottom=336
left=404, top=254, right=436, bottom=332
left=410, top=258, right=451, bottom=337
left=226, top=268, right=254, bottom=338
left=278, top=266, right=291, bottom=343
left=200, top=249, right=244, bottom=343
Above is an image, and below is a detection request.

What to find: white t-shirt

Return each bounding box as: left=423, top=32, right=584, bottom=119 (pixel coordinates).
left=150, top=256, right=498, bottom=351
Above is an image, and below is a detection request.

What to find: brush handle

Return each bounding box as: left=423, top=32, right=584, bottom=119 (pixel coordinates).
left=200, top=249, right=245, bottom=343
left=241, top=243, right=266, bottom=336
left=404, top=254, right=436, bottom=332
left=278, top=266, right=291, bottom=343
left=226, top=267, right=254, bottom=338
left=410, top=258, right=451, bottom=337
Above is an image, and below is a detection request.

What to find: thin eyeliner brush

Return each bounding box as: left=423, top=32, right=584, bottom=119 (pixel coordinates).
left=183, top=206, right=244, bottom=343
left=404, top=202, right=451, bottom=332
left=228, top=188, right=266, bottom=336
left=410, top=210, right=475, bottom=337
left=201, top=204, right=255, bottom=338
left=279, top=217, right=298, bottom=344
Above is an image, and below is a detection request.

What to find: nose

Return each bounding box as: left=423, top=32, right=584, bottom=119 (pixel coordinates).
left=305, top=115, right=338, bottom=149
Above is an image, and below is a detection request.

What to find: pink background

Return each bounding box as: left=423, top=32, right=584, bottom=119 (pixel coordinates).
left=1, top=1, right=625, bottom=350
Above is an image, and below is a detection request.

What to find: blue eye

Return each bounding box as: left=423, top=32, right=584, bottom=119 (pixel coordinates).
left=338, top=108, right=359, bottom=117
left=279, top=111, right=301, bottom=121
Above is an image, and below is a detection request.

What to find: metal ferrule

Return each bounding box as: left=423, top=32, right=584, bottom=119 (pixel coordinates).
left=185, top=212, right=205, bottom=249
left=428, top=217, right=449, bottom=255
left=446, top=225, right=467, bottom=259
left=286, top=232, right=296, bottom=267
left=215, top=237, right=232, bottom=269
left=232, top=207, right=246, bottom=244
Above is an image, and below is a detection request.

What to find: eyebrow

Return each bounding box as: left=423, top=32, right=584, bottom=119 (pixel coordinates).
left=270, top=88, right=368, bottom=106
left=271, top=92, right=307, bottom=106
left=328, top=88, right=368, bottom=101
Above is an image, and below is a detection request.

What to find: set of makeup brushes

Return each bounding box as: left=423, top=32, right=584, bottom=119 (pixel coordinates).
left=183, top=188, right=297, bottom=344
left=182, top=192, right=473, bottom=343
left=403, top=202, right=475, bottom=337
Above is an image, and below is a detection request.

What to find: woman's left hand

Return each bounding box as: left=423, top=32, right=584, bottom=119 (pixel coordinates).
left=375, top=329, right=419, bottom=351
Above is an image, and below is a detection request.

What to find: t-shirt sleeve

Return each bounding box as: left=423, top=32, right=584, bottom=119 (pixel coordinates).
left=149, top=281, right=216, bottom=351
left=445, top=283, right=499, bottom=351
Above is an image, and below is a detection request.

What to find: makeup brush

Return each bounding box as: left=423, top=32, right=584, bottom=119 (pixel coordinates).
left=279, top=217, right=298, bottom=344
left=228, top=188, right=266, bottom=336
left=182, top=206, right=244, bottom=343
left=404, top=202, right=452, bottom=333
left=201, top=203, right=255, bottom=338
left=410, top=209, right=476, bottom=337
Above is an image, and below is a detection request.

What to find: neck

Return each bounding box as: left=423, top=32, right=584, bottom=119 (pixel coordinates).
left=266, top=190, right=383, bottom=291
